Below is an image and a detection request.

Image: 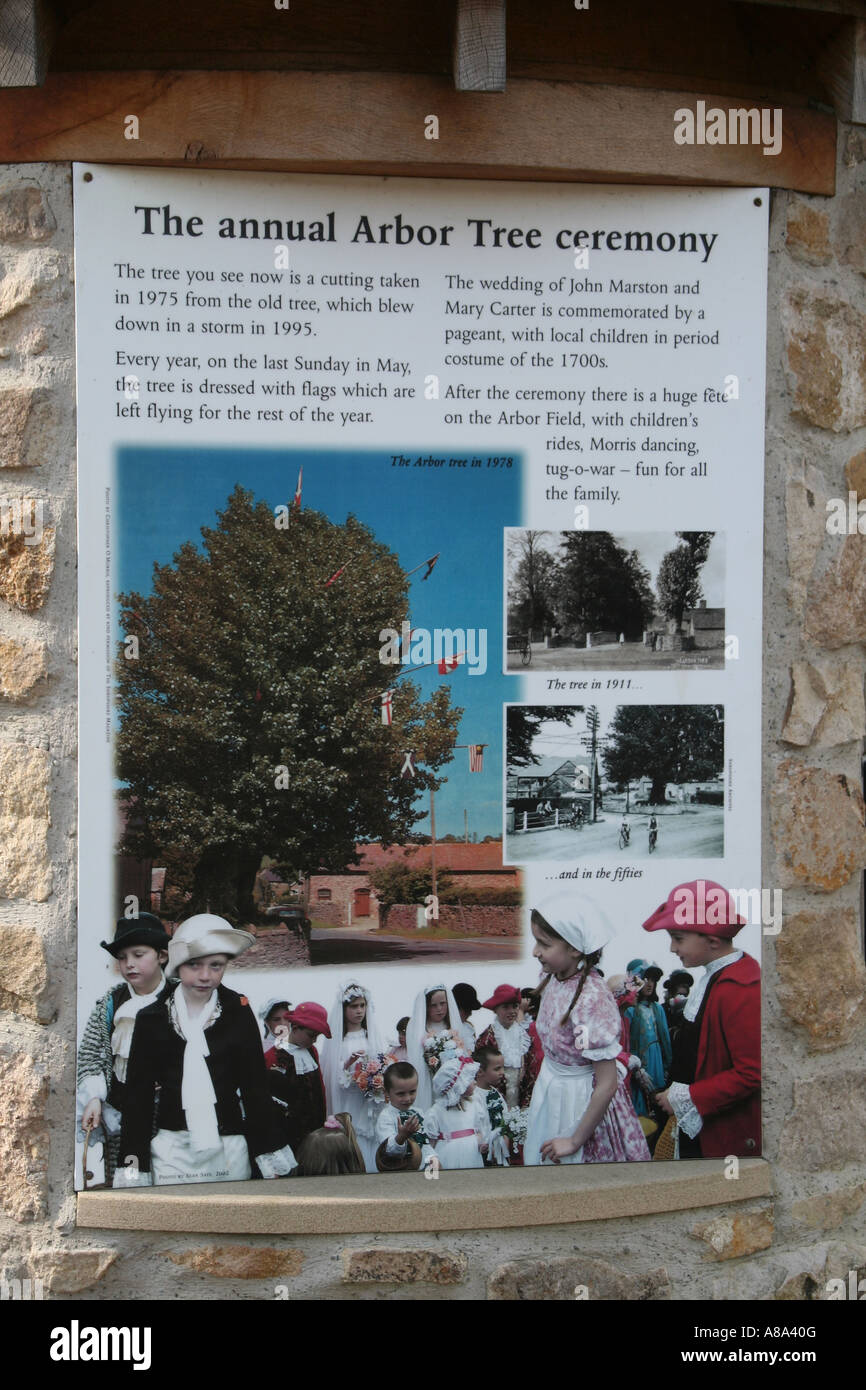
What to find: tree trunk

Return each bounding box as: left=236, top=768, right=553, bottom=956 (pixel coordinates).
left=189, top=846, right=262, bottom=924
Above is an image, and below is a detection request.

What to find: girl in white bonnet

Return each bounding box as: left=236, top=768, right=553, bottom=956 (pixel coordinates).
left=524, top=894, right=650, bottom=1166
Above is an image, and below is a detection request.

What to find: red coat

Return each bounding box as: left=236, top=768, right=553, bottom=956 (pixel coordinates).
left=689, top=954, right=761, bottom=1158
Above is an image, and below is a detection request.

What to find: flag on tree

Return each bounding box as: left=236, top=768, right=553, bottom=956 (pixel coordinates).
left=380, top=690, right=394, bottom=726
left=421, top=552, right=440, bottom=580
left=468, top=744, right=485, bottom=772
left=400, top=751, right=417, bottom=778
left=293, top=465, right=303, bottom=511
left=324, top=562, right=348, bottom=587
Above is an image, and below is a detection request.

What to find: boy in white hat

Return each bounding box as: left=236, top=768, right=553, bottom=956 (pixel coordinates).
left=115, top=914, right=297, bottom=1186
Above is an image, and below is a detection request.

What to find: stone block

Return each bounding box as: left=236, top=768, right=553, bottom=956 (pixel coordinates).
left=845, top=450, right=866, bottom=498
left=833, top=191, right=866, bottom=276
left=0, top=388, right=45, bottom=468
left=0, top=925, right=52, bottom=1023
left=0, top=186, right=55, bottom=242
left=785, top=466, right=828, bottom=616
left=804, top=534, right=866, bottom=648
left=164, top=1245, right=305, bottom=1279
left=775, top=906, right=866, bottom=1049
left=771, top=761, right=866, bottom=892
left=0, top=1048, right=49, bottom=1221
left=691, top=1205, right=774, bottom=1261
left=785, top=200, right=831, bottom=266
left=0, top=636, right=48, bottom=701
left=780, top=659, right=865, bottom=748
left=342, top=1248, right=467, bottom=1284
left=791, top=1182, right=866, bottom=1231
left=488, top=1254, right=671, bottom=1300
left=0, top=525, right=55, bottom=612
left=779, top=1071, right=866, bottom=1171
left=30, top=1247, right=117, bottom=1293
left=784, top=288, right=866, bottom=432
left=0, top=743, right=52, bottom=901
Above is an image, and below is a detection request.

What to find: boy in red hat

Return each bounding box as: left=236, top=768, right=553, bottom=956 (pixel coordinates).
left=476, top=983, right=541, bottom=1113
left=264, top=1001, right=330, bottom=1155
left=643, top=880, right=761, bottom=1158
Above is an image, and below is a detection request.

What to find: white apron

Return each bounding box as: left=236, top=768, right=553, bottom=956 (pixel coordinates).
left=523, top=1056, right=594, bottom=1166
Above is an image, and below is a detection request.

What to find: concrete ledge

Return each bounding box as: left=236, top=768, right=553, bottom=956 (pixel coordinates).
left=77, top=1158, right=772, bottom=1235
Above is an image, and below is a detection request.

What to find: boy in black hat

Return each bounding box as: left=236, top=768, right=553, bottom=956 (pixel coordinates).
left=76, top=913, right=171, bottom=1186
left=452, top=982, right=482, bottom=1054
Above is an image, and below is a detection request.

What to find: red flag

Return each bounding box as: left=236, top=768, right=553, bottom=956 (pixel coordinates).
left=293, top=465, right=303, bottom=511
left=324, top=562, right=347, bottom=587
left=380, top=690, right=394, bottom=726
left=421, top=552, right=440, bottom=581
left=468, top=744, right=484, bottom=772
left=437, top=651, right=464, bottom=674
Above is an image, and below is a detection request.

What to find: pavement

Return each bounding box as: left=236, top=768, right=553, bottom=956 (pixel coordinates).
left=506, top=805, right=723, bottom=863
left=506, top=640, right=723, bottom=672
left=229, top=925, right=520, bottom=968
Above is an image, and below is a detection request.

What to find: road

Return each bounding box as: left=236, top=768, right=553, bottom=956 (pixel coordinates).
left=230, top=927, right=521, bottom=969
left=506, top=806, right=723, bottom=863
left=506, top=641, right=723, bottom=672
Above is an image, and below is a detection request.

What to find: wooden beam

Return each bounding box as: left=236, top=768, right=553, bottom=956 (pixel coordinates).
left=0, top=70, right=836, bottom=193
left=817, top=16, right=866, bottom=120
left=453, top=0, right=507, bottom=92
left=0, top=0, right=53, bottom=86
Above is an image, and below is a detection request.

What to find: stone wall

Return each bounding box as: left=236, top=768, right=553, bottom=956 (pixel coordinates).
left=0, top=151, right=865, bottom=1301
left=384, top=904, right=521, bottom=936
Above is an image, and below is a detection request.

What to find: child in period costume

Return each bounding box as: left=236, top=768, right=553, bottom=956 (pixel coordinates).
left=295, top=1113, right=366, bottom=1177
left=406, top=984, right=465, bottom=1111
left=473, top=1044, right=512, bottom=1166
left=476, top=984, right=538, bottom=1110
left=259, top=997, right=292, bottom=1051
left=424, top=1057, right=489, bottom=1170
left=452, top=982, right=482, bottom=1055
left=264, top=1002, right=329, bottom=1155
left=524, top=896, right=651, bottom=1166
left=623, top=958, right=672, bottom=1117
left=375, top=1062, right=439, bottom=1173
left=662, top=970, right=694, bottom=1050
left=76, top=914, right=171, bottom=1187
left=644, top=880, right=761, bottom=1158
left=116, top=915, right=297, bottom=1187
left=322, top=981, right=387, bottom=1173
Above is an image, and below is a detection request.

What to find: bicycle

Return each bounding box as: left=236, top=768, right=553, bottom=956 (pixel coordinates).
left=648, top=827, right=658, bottom=853
left=618, top=825, right=630, bottom=850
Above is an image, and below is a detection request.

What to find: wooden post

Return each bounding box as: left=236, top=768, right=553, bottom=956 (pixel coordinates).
left=453, top=0, right=507, bottom=92
left=430, top=785, right=437, bottom=907
left=0, top=0, right=53, bottom=87
left=818, top=18, right=866, bottom=123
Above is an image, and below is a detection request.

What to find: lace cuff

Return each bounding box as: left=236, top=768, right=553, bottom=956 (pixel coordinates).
left=257, top=1143, right=298, bottom=1179
left=668, top=1081, right=703, bottom=1138
left=78, top=1073, right=108, bottom=1105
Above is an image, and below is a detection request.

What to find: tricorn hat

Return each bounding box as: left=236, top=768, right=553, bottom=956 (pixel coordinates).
left=287, top=1002, right=331, bottom=1038
left=482, top=983, right=521, bottom=1011
left=167, top=913, right=255, bottom=975
left=101, top=912, right=170, bottom=958
left=642, top=880, right=746, bottom=939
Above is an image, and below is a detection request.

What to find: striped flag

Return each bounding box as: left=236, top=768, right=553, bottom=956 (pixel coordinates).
left=437, top=651, right=464, bottom=674
left=468, top=744, right=484, bottom=773
left=324, top=562, right=348, bottom=587
left=293, top=465, right=303, bottom=510
left=380, top=690, right=394, bottom=726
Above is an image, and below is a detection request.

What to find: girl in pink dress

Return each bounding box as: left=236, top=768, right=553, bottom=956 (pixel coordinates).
left=524, top=896, right=650, bottom=1166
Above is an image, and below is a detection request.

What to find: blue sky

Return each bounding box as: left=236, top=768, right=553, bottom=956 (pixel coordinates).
left=115, top=446, right=522, bottom=838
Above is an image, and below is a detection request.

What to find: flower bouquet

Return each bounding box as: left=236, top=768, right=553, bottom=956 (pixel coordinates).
left=351, top=1051, right=397, bottom=1105
left=422, top=1029, right=463, bottom=1072
left=500, top=1106, right=529, bottom=1147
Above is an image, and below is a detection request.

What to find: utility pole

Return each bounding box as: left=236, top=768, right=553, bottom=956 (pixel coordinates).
left=582, top=706, right=601, bottom=823
left=430, top=784, right=437, bottom=903
left=464, top=807, right=469, bottom=843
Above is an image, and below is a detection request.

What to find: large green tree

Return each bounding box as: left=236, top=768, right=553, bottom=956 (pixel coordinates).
left=557, top=532, right=655, bottom=638
left=602, top=705, right=723, bottom=804
left=656, top=531, right=714, bottom=628
left=116, top=486, right=461, bottom=920
left=507, top=530, right=558, bottom=634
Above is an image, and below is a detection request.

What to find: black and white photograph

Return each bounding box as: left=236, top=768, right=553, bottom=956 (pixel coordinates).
left=505, top=703, right=725, bottom=863
left=505, top=529, right=726, bottom=672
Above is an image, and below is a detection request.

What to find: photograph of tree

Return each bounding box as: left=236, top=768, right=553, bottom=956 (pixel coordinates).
left=113, top=447, right=522, bottom=969
left=505, top=703, right=724, bottom=862
left=505, top=530, right=725, bottom=671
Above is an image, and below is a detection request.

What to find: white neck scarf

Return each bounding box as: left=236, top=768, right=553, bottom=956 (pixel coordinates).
left=111, top=974, right=166, bottom=1082
left=277, top=1034, right=318, bottom=1076
left=173, top=986, right=221, bottom=1153
left=491, top=1017, right=531, bottom=1067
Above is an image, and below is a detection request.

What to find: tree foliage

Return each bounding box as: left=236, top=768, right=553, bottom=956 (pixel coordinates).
left=656, top=531, right=714, bottom=627
left=506, top=705, right=582, bottom=768
left=557, top=532, right=655, bottom=637
left=116, top=486, right=462, bottom=919
left=602, top=705, right=724, bottom=804
left=507, top=530, right=558, bottom=633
